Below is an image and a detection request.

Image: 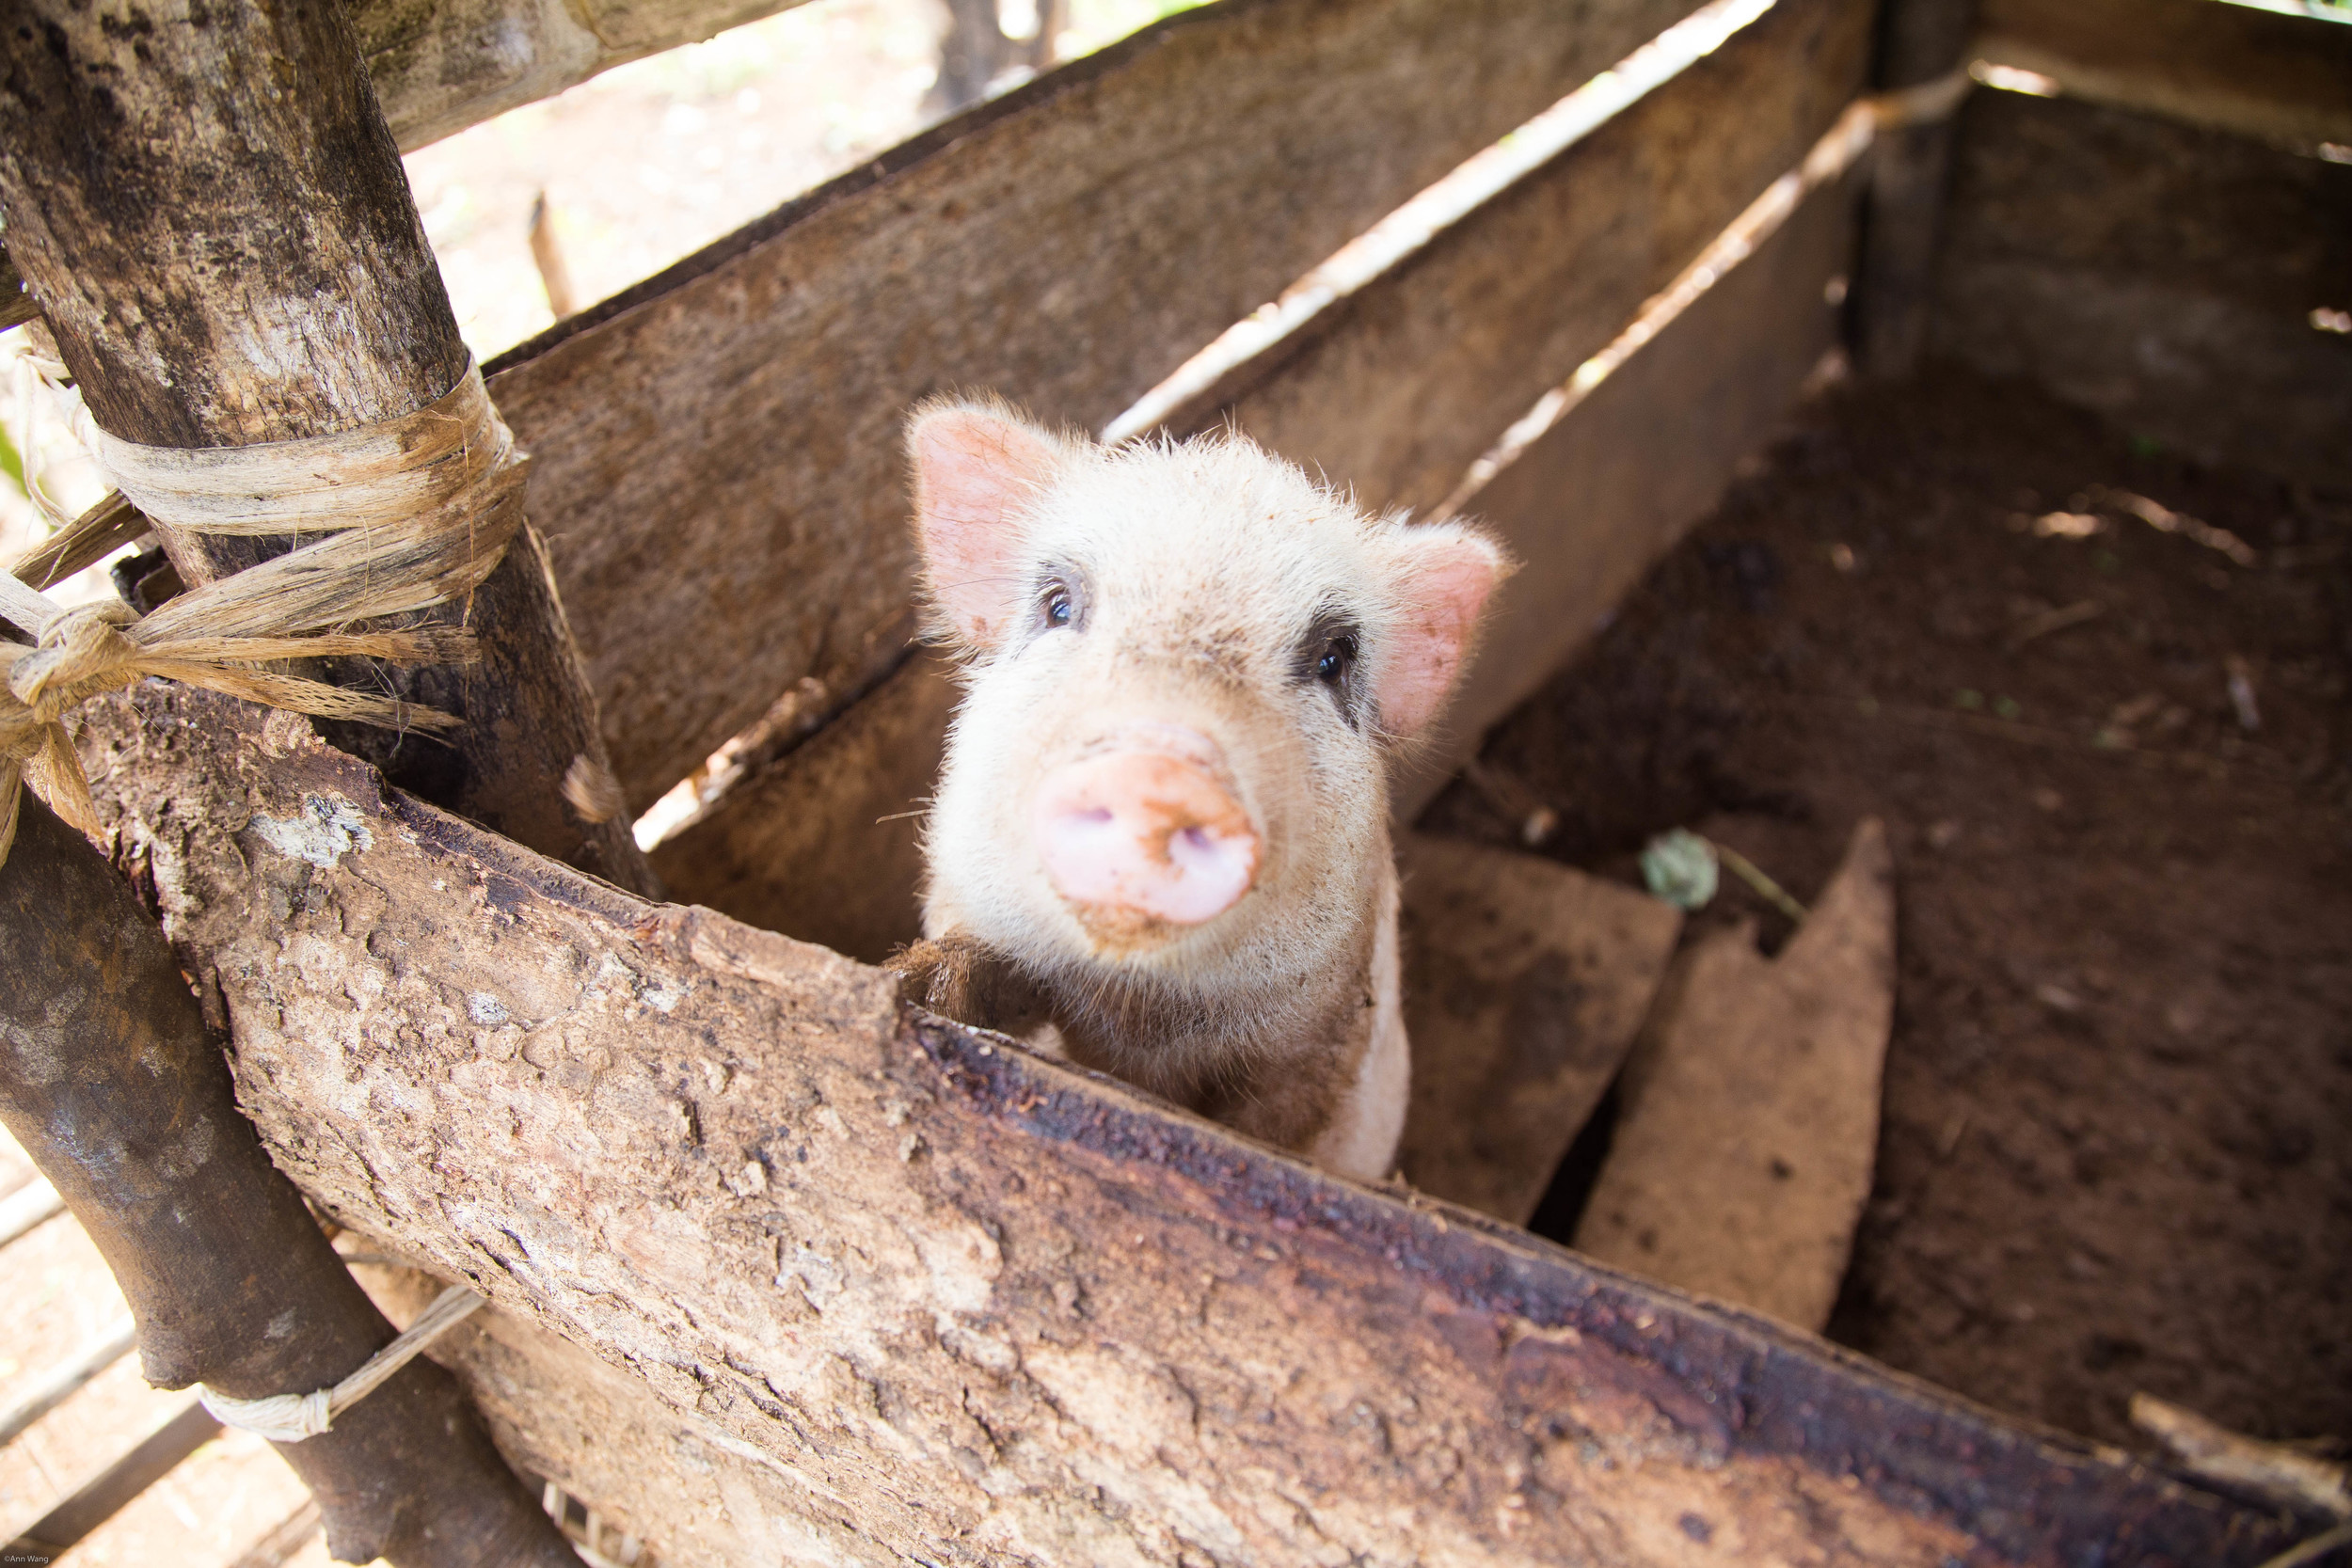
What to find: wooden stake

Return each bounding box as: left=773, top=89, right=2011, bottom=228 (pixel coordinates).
left=0, top=0, right=658, bottom=896
left=1855, top=0, right=1978, bottom=375
left=0, top=795, right=577, bottom=1568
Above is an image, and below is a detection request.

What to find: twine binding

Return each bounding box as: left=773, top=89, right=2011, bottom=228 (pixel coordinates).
left=199, top=1286, right=485, bottom=1443
left=0, top=360, right=525, bottom=864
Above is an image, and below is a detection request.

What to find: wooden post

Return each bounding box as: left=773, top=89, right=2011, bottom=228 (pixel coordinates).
left=1854, top=0, right=1977, bottom=374
left=0, top=0, right=658, bottom=897
left=0, top=795, right=578, bottom=1568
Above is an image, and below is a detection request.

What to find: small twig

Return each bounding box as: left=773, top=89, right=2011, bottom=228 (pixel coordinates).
left=2004, top=598, right=2101, bottom=652
left=526, top=193, right=578, bottom=320
left=1708, top=839, right=1808, bottom=924
left=2255, top=1521, right=2352, bottom=1568
left=2132, top=1392, right=2351, bottom=1519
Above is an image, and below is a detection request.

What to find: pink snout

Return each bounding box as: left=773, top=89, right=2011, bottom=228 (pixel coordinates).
left=1032, top=740, right=1260, bottom=929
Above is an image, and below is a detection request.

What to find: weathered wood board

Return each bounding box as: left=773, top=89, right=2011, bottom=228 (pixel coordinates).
left=486, top=0, right=1718, bottom=810
left=1394, top=834, right=1682, bottom=1227
left=1165, top=0, right=1874, bottom=518
left=652, top=650, right=957, bottom=964
left=1577, top=820, right=1897, bottom=1333
left=648, top=19, right=1870, bottom=931
left=352, top=0, right=818, bottom=151
left=79, top=683, right=2304, bottom=1565
left=1394, top=168, right=1856, bottom=817
left=1974, top=0, right=2352, bottom=152
left=1930, top=89, right=2352, bottom=494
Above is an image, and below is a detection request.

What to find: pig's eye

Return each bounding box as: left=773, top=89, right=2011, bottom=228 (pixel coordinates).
left=1295, top=609, right=1363, bottom=723
left=1042, top=586, right=1074, bottom=627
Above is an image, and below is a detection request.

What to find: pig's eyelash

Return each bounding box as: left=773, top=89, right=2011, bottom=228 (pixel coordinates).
left=1293, top=606, right=1366, bottom=728
left=1026, top=564, right=1089, bottom=640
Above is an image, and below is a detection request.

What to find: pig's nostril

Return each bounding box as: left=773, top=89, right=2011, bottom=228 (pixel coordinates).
left=1033, top=749, right=1260, bottom=929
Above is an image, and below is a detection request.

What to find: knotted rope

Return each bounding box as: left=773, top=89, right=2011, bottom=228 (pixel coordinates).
left=198, top=1285, right=485, bottom=1443
left=0, top=361, right=526, bottom=863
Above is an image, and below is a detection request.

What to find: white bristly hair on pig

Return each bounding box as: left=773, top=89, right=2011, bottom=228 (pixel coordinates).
left=896, top=394, right=1510, bottom=1180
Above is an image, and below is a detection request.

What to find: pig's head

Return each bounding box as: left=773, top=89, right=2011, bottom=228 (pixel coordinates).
left=910, top=396, right=1508, bottom=994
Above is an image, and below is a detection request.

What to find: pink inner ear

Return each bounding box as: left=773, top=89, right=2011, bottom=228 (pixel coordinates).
left=911, top=406, right=1068, bottom=646
left=1378, top=533, right=1505, bottom=739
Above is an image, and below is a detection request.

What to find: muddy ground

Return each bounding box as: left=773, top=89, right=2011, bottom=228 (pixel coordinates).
left=1422, top=364, right=2352, bottom=1454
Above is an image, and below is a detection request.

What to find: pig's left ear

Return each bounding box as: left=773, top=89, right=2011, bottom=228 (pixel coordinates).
left=1375, top=523, right=1512, bottom=740
left=908, top=397, right=1081, bottom=649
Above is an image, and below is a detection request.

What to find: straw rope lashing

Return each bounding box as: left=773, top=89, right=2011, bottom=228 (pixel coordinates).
left=198, top=1285, right=486, bottom=1443
left=0, top=360, right=525, bottom=864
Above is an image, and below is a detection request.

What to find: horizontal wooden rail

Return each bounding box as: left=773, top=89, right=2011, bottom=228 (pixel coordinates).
left=3, top=1401, right=220, bottom=1564
left=651, top=0, right=1874, bottom=950
left=487, top=0, right=1720, bottom=811
left=78, top=681, right=2311, bottom=1566
left=1398, top=167, right=1856, bottom=815
left=354, top=0, right=819, bottom=150
left=0, top=1175, right=64, bottom=1249
left=0, top=1316, right=137, bottom=1446
left=1158, top=0, right=1872, bottom=513
left=1973, top=0, right=2352, bottom=151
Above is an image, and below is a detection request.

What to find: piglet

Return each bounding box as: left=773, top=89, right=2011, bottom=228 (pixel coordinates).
left=892, top=398, right=1507, bottom=1180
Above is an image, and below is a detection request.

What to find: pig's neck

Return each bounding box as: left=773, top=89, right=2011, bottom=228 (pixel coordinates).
left=1034, top=854, right=1397, bottom=1166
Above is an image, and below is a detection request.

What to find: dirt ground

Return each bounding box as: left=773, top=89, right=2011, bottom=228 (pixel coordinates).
left=1422, top=363, right=2352, bottom=1455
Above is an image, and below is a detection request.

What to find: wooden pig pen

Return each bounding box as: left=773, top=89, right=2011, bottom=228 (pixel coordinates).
left=2, top=0, right=2347, bottom=1561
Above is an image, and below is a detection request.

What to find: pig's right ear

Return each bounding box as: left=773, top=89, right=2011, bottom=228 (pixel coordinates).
left=908, top=399, right=1075, bottom=649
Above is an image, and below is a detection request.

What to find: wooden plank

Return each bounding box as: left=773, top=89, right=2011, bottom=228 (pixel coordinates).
left=645, top=0, right=1873, bottom=930
left=351, top=0, right=820, bottom=152
left=1930, top=89, right=2352, bottom=493
left=651, top=651, right=957, bottom=963
left=80, top=682, right=2305, bottom=1567
left=1975, top=0, right=2352, bottom=151
left=1168, top=0, right=1875, bottom=516
left=486, top=0, right=1723, bottom=810
left=1576, top=819, right=1896, bottom=1332
left=1394, top=834, right=1682, bottom=1226
left=1393, top=166, right=1857, bottom=818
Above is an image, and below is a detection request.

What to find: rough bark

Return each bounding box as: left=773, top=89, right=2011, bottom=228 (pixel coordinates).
left=72, top=681, right=2313, bottom=1567
left=349, top=0, right=818, bottom=150
left=0, top=244, right=35, bottom=329
left=0, top=0, right=656, bottom=895
left=0, top=794, right=576, bottom=1568
left=485, top=0, right=1720, bottom=810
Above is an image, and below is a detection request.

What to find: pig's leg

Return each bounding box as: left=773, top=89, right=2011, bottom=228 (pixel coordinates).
left=889, top=930, right=1055, bottom=1041
left=1309, top=863, right=1407, bottom=1181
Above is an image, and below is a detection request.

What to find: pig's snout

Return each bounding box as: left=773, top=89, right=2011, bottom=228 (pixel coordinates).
left=1032, top=740, right=1260, bottom=930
